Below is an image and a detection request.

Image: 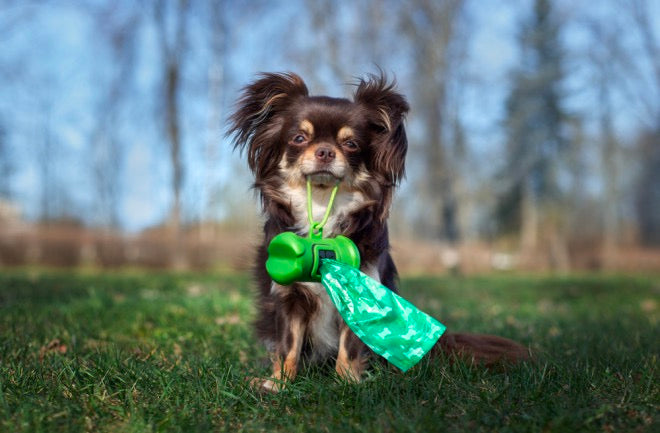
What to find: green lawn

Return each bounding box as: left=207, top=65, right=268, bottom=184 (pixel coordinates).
left=0, top=270, right=657, bottom=432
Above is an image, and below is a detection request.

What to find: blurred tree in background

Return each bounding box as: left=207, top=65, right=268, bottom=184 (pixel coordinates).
left=629, top=0, right=660, bottom=247
left=154, top=0, right=190, bottom=268
left=636, top=130, right=660, bottom=246
left=498, top=0, right=571, bottom=269
left=89, top=2, right=139, bottom=230
left=0, top=0, right=658, bottom=272
left=402, top=0, right=466, bottom=246
left=0, top=119, right=10, bottom=199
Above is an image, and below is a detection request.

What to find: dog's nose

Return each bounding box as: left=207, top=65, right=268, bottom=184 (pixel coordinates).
left=314, top=146, right=336, bottom=163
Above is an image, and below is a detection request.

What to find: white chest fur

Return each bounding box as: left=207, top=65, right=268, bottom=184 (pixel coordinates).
left=281, top=183, right=366, bottom=236
left=300, top=281, right=340, bottom=359
left=272, top=183, right=371, bottom=359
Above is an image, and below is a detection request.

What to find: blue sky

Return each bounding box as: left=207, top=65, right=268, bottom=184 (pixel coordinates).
left=0, top=0, right=657, bottom=232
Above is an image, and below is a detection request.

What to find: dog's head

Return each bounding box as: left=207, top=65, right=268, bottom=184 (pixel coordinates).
left=228, top=72, right=409, bottom=191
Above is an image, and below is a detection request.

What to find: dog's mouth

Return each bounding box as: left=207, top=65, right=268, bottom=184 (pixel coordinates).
left=305, top=170, right=342, bottom=186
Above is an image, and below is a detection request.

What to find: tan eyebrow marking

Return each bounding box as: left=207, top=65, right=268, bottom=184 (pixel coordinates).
left=337, top=126, right=354, bottom=142
left=299, top=119, right=314, bottom=137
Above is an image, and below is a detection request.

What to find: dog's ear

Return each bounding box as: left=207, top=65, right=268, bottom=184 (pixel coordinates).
left=228, top=72, right=308, bottom=176
left=354, top=73, right=409, bottom=185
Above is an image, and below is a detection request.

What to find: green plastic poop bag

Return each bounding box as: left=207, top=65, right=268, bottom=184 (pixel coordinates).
left=320, top=259, right=446, bottom=372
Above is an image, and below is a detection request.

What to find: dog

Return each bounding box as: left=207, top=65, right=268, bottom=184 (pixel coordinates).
left=228, top=72, right=529, bottom=392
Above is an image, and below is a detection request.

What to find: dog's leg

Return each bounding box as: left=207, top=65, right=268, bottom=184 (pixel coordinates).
left=257, top=316, right=306, bottom=393
left=334, top=261, right=380, bottom=382
left=335, top=324, right=367, bottom=382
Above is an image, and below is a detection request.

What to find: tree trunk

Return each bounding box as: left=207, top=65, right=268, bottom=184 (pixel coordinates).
left=155, top=0, right=189, bottom=269
left=520, top=177, right=538, bottom=251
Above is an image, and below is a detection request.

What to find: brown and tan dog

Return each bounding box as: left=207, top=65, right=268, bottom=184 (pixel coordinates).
left=228, top=72, right=528, bottom=392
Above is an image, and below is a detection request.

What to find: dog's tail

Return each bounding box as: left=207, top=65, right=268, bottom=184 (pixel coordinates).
left=431, top=332, right=531, bottom=366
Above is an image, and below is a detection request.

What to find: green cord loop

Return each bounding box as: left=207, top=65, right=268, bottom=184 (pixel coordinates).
left=306, top=176, right=340, bottom=238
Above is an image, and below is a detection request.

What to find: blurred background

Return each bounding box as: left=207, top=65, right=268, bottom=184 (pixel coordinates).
left=0, top=0, right=658, bottom=274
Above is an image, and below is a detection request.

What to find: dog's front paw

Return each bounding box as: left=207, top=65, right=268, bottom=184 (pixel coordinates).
left=248, top=376, right=286, bottom=393
left=335, top=357, right=366, bottom=383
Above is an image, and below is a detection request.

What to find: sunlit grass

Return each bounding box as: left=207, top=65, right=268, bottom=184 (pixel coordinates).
left=0, top=270, right=657, bottom=432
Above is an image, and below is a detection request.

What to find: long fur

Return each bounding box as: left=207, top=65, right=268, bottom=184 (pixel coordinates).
left=228, top=72, right=529, bottom=390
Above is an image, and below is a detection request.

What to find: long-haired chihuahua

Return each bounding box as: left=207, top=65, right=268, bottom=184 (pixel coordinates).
left=229, top=72, right=528, bottom=392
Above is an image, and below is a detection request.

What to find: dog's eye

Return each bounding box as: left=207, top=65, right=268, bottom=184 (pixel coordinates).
left=343, top=140, right=359, bottom=151
left=292, top=134, right=306, bottom=145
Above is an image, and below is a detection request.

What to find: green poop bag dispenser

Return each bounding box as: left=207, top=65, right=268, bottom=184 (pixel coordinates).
left=266, top=179, right=360, bottom=285
left=266, top=232, right=360, bottom=285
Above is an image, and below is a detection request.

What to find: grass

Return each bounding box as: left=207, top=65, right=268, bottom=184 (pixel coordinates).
left=0, top=269, right=658, bottom=432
